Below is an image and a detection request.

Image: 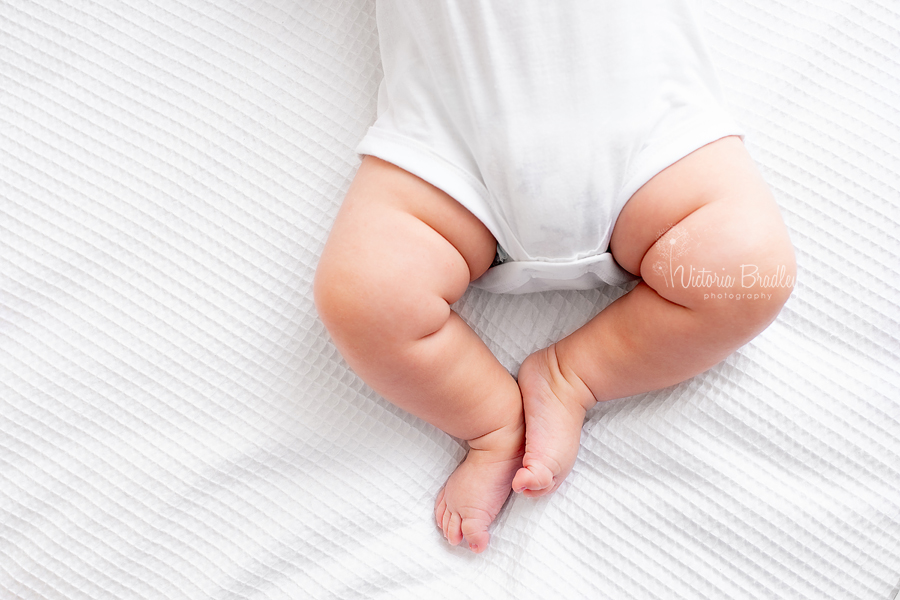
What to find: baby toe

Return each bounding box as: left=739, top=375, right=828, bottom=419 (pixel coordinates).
left=521, top=480, right=559, bottom=498
left=512, top=462, right=555, bottom=494
left=434, top=488, right=447, bottom=528
left=446, top=512, right=464, bottom=546
left=461, top=518, right=491, bottom=554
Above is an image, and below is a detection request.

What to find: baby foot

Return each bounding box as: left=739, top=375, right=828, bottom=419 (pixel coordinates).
left=434, top=421, right=524, bottom=553
left=512, top=345, right=596, bottom=497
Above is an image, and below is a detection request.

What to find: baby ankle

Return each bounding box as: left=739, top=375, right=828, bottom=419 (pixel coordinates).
left=466, top=417, right=525, bottom=454
left=546, top=344, right=598, bottom=411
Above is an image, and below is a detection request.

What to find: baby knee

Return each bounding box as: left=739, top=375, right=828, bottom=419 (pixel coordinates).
left=313, top=256, right=369, bottom=348
left=641, top=200, right=796, bottom=336
left=314, top=250, right=454, bottom=357
left=701, top=243, right=796, bottom=336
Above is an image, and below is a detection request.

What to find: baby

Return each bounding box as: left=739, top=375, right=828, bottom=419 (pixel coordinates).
left=314, top=1, right=795, bottom=553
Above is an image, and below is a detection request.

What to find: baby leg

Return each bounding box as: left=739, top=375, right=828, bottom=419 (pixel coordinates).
left=513, top=136, right=796, bottom=496
left=314, top=157, right=523, bottom=553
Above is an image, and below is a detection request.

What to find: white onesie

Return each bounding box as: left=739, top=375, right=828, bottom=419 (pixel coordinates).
left=357, top=0, right=742, bottom=294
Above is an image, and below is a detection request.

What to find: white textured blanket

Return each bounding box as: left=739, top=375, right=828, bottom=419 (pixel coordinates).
left=2, top=1, right=898, bottom=598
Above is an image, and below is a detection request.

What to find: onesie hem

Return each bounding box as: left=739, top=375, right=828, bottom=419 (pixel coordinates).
left=357, top=112, right=743, bottom=296
left=617, top=109, right=745, bottom=212
left=472, top=253, right=638, bottom=295
left=356, top=127, right=520, bottom=257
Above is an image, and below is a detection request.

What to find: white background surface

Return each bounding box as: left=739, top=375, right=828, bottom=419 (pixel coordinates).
left=2, top=1, right=899, bottom=598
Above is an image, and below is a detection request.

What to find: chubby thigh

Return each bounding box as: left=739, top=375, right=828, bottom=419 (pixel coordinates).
left=315, top=156, right=497, bottom=348
left=314, top=155, right=524, bottom=445
left=611, top=136, right=796, bottom=317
